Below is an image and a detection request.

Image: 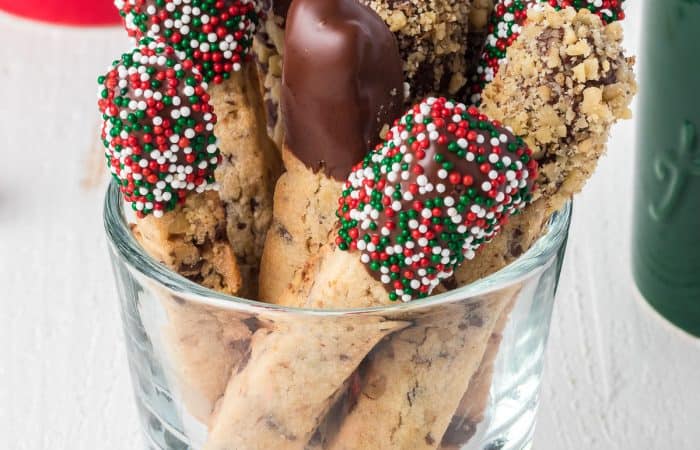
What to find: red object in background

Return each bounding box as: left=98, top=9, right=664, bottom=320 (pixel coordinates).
left=0, top=0, right=120, bottom=26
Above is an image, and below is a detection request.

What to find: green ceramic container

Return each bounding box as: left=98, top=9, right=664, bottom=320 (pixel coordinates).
left=633, top=0, right=700, bottom=337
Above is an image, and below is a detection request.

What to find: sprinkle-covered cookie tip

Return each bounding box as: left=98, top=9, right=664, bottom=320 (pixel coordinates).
left=468, top=0, right=626, bottom=105
left=114, top=0, right=261, bottom=84
left=336, top=97, right=538, bottom=302
left=97, top=39, right=220, bottom=218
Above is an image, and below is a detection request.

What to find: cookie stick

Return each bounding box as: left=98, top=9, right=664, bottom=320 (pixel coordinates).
left=133, top=191, right=250, bottom=425
left=98, top=40, right=240, bottom=291
left=439, top=7, right=636, bottom=447
left=327, top=8, right=636, bottom=450
left=283, top=96, right=537, bottom=308
left=98, top=40, right=249, bottom=421
left=455, top=1, right=636, bottom=292
left=210, top=65, right=283, bottom=297
left=257, top=0, right=405, bottom=302
left=203, top=317, right=410, bottom=450
left=116, top=0, right=283, bottom=297
left=203, top=3, right=407, bottom=445
left=282, top=100, right=531, bottom=450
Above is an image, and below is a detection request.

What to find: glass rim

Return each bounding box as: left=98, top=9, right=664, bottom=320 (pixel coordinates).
left=104, top=180, right=572, bottom=316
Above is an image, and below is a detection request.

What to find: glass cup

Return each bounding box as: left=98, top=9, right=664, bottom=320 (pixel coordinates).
left=104, top=181, right=571, bottom=450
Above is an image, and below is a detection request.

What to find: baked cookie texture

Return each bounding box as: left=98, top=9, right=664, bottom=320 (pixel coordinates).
left=253, top=10, right=286, bottom=151
left=204, top=316, right=409, bottom=450
left=274, top=240, right=394, bottom=309
left=132, top=191, right=250, bottom=424
left=132, top=191, right=242, bottom=295
left=210, top=65, right=283, bottom=298
left=324, top=290, right=517, bottom=450
left=258, top=150, right=346, bottom=303
left=132, top=62, right=284, bottom=425
left=159, top=297, right=255, bottom=423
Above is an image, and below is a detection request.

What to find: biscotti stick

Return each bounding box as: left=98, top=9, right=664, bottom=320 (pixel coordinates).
left=258, top=0, right=405, bottom=302
left=327, top=291, right=518, bottom=450
left=454, top=3, right=636, bottom=288
left=270, top=99, right=536, bottom=449
left=202, top=3, right=407, bottom=445
left=287, top=98, right=534, bottom=450
left=324, top=8, right=636, bottom=450
left=132, top=194, right=249, bottom=423
left=465, top=0, right=627, bottom=105
left=210, top=66, right=283, bottom=298
left=99, top=40, right=241, bottom=292
left=440, top=6, right=636, bottom=448
left=203, top=317, right=409, bottom=450
left=439, top=299, right=515, bottom=449
left=108, top=0, right=280, bottom=426
left=295, top=99, right=535, bottom=450
left=98, top=40, right=249, bottom=423
left=115, top=0, right=282, bottom=297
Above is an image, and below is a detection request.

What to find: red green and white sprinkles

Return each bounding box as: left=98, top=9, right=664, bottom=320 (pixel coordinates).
left=336, top=97, right=537, bottom=302
left=468, top=0, right=626, bottom=105
left=114, top=0, right=260, bottom=84
left=97, top=40, right=220, bottom=218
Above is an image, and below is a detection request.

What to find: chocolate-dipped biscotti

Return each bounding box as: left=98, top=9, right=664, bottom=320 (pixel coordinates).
left=105, top=0, right=283, bottom=423
left=116, top=0, right=283, bottom=298
left=258, top=0, right=404, bottom=302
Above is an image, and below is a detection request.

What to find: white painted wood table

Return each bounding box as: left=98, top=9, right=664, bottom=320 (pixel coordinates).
left=1, top=4, right=698, bottom=450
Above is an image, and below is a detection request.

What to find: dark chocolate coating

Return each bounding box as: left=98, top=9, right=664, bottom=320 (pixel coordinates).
left=282, top=0, right=404, bottom=180
left=272, top=0, right=292, bottom=17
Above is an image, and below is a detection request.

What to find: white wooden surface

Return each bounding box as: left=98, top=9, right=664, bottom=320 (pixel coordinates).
left=0, top=4, right=698, bottom=450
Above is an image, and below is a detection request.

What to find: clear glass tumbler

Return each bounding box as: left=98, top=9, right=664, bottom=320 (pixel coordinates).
left=104, top=181, right=571, bottom=450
